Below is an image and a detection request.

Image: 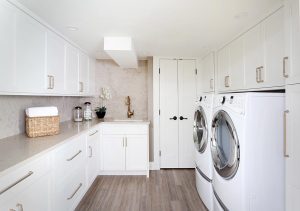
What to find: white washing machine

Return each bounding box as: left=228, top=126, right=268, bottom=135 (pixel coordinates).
left=193, top=94, right=214, bottom=210
left=211, top=93, right=285, bottom=211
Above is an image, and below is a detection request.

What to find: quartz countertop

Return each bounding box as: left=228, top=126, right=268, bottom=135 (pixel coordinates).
left=0, top=118, right=150, bottom=176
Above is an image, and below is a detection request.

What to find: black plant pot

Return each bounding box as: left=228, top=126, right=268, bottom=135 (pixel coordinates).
left=96, top=111, right=106, bottom=119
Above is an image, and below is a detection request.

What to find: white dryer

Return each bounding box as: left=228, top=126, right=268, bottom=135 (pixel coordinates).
left=194, top=94, right=214, bottom=210
left=211, top=93, right=285, bottom=211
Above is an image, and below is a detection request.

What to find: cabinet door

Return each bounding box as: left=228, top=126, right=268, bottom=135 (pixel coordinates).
left=125, top=135, right=148, bottom=170
left=286, top=84, right=300, bottom=211
left=89, top=58, right=96, bottom=96
left=0, top=174, right=51, bottom=211
left=159, top=59, right=179, bottom=168
left=0, top=1, right=16, bottom=93
left=217, top=47, right=230, bottom=91
left=46, top=30, right=65, bottom=94
left=244, top=24, right=264, bottom=89
left=202, top=53, right=215, bottom=93
left=178, top=59, right=197, bottom=168
left=79, top=52, right=89, bottom=95
left=286, top=0, right=300, bottom=84
left=65, top=44, right=79, bottom=95
left=228, top=37, right=245, bottom=90
left=86, top=129, right=99, bottom=186
left=262, top=7, right=285, bottom=87
left=15, top=10, right=46, bottom=93
left=102, top=135, right=125, bottom=171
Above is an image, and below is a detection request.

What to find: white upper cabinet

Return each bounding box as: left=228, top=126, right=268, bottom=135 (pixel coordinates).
left=15, top=10, right=46, bottom=93
left=201, top=53, right=215, bottom=93
left=262, top=7, right=285, bottom=88
left=89, top=58, right=96, bottom=96
left=216, top=7, right=285, bottom=92
left=243, top=24, right=264, bottom=89
left=285, top=0, right=300, bottom=85
left=79, top=52, right=89, bottom=95
left=0, top=0, right=15, bottom=93
left=0, top=0, right=94, bottom=96
left=65, top=44, right=79, bottom=95
left=46, top=30, right=66, bottom=94
left=228, top=37, right=245, bottom=90
left=217, top=46, right=230, bottom=92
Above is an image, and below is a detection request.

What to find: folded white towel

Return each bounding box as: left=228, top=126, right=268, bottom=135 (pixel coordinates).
left=25, top=106, right=58, bottom=117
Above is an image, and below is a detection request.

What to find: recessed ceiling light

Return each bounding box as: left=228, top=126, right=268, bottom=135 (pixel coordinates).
left=66, top=26, right=78, bottom=31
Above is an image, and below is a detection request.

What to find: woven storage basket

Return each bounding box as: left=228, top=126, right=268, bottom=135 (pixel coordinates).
left=26, top=115, right=60, bottom=138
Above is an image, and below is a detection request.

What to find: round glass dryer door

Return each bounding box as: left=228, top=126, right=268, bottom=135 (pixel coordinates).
left=193, top=107, right=208, bottom=153
left=211, top=110, right=240, bottom=179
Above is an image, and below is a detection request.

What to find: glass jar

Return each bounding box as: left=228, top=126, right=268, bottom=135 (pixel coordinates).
left=73, top=106, right=83, bottom=122
left=83, top=102, right=92, bottom=121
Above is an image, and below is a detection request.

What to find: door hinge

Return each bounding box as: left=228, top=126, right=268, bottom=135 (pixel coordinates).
left=159, top=150, right=161, bottom=156
left=195, top=69, right=198, bottom=75
left=159, top=109, right=161, bottom=115
left=159, top=68, right=160, bottom=74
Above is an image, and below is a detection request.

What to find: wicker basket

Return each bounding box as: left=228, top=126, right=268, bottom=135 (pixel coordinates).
left=26, top=115, right=60, bottom=138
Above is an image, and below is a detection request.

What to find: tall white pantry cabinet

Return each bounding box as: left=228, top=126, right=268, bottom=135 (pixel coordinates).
left=285, top=0, right=300, bottom=210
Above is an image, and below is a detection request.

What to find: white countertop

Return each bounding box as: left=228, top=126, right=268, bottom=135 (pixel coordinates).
left=0, top=118, right=150, bottom=176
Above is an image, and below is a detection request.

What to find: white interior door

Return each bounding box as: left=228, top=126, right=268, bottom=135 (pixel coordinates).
left=286, top=84, right=300, bottom=211
left=125, top=135, right=148, bottom=170
left=178, top=59, right=197, bottom=168
left=159, top=59, right=179, bottom=168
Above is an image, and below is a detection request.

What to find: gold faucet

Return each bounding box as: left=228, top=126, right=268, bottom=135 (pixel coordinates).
left=125, top=96, right=134, bottom=118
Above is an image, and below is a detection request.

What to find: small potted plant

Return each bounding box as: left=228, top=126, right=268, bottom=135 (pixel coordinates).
left=95, top=87, right=111, bottom=119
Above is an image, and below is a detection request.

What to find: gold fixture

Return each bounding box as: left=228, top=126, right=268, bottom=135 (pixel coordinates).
left=125, top=96, right=134, bottom=118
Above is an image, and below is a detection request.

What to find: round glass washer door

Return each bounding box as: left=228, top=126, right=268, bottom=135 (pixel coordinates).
left=211, top=110, right=240, bottom=180
left=193, top=107, right=208, bottom=153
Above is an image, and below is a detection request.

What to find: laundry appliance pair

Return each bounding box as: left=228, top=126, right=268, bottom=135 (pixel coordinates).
left=194, top=93, right=285, bottom=211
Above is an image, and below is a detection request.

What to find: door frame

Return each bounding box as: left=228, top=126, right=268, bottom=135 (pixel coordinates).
left=152, top=56, right=201, bottom=170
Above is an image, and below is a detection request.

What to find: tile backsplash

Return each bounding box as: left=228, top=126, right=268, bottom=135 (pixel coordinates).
left=0, top=96, right=82, bottom=139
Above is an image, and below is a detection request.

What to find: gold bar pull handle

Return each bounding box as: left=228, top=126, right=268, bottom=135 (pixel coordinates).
left=284, top=110, right=290, bottom=158
left=0, top=171, right=33, bottom=195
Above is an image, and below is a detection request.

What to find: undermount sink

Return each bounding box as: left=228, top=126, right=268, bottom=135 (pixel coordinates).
left=112, top=119, right=143, bottom=122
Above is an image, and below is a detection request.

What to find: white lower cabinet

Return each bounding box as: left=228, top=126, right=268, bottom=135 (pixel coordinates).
left=86, top=129, right=100, bottom=186
left=53, top=166, right=86, bottom=211
left=125, top=135, right=148, bottom=171
left=0, top=155, right=51, bottom=211
left=1, top=174, right=51, bottom=211
left=102, top=135, right=126, bottom=171
left=285, top=84, right=300, bottom=211
left=100, top=124, right=149, bottom=176
left=0, top=122, right=149, bottom=211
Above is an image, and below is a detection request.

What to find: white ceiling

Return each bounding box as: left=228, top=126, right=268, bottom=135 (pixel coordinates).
left=16, top=0, right=283, bottom=59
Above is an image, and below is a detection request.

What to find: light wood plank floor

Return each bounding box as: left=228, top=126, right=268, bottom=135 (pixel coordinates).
left=76, top=169, right=207, bottom=211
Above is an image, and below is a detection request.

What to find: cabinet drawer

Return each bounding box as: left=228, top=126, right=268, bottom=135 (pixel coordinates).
left=53, top=135, right=86, bottom=182
left=0, top=154, right=50, bottom=203
left=101, top=124, right=148, bottom=135
left=54, top=166, right=86, bottom=211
